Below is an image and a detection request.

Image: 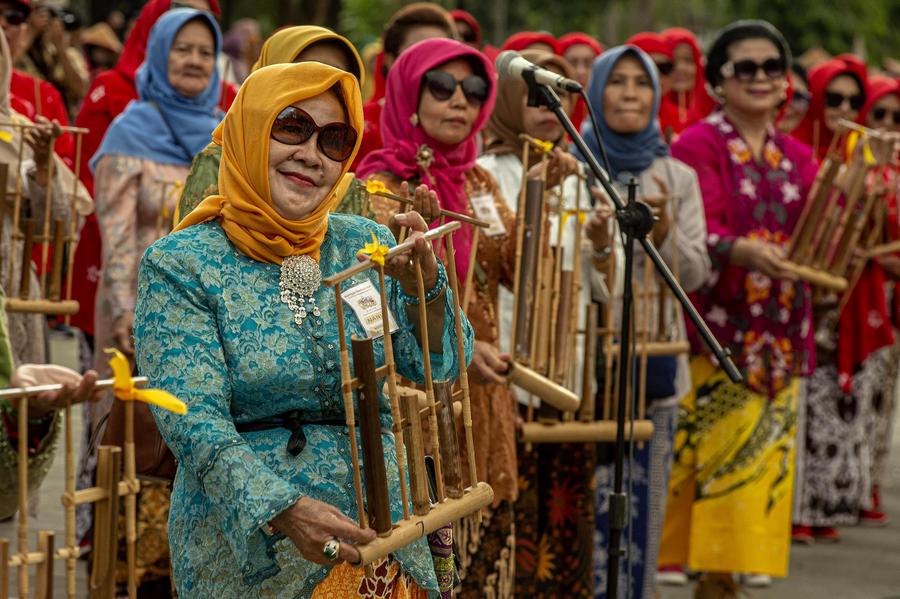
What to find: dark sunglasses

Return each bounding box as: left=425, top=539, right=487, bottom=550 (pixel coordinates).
left=423, top=70, right=489, bottom=106
left=654, top=61, right=674, bottom=76
left=791, top=90, right=811, bottom=106
left=270, top=106, right=358, bottom=162
left=871, top=106, right=900, bottom=124
left=721, top=58, right=786, bottom=82
left=1, top=9, right=27, bottom=26
left=824, top=91, right=864, bottom=110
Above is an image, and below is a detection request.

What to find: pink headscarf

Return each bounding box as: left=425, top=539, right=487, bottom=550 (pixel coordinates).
left=357, top=38, right=497, bottom=281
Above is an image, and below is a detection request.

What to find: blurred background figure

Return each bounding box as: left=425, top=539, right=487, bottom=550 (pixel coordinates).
left=450, top=8, right=480, bottom=49
left=777, top=62, right=810, bottom=133
left=219, top=17, right=260, bottom=84
left=79, top=20, right=123, bottom=79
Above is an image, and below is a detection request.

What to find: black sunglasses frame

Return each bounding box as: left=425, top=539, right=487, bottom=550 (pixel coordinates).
left=1, top=8, right=27, bottom=25
left=270, top=106, right=358, bottom=162
left=871, top=106, right=900, bottom=124
left=721, top=58, right=786, bottom=82
left=423, top=70, right=489, bottom=106
left=654, top=61, right=675, bottom=76
left=824, top=91, right=865, bottom=111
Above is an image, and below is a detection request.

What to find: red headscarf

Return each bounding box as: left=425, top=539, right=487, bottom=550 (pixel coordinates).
left=859, top=74, right=900, bottom=124
left=558, top=32, right=603, bottom=56
left=557, top=33, right=603, bottom=130
left=791, top=55, right=868, bottom=162
left=357, top=38, right=497, bottom=281
left=449, top=9, right=481, bottom=47
left=659, top=27, right=714, bottom=135
left=625, top=32, right=672, bottom=59
left=501, top=31, right=560, bottom=55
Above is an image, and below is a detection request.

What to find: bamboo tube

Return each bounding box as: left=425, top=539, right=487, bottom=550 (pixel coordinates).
left=35, top=531, right=54, bottom=599
left=6, top=136, right=27, bottom=293
left=103, top=448, right=122, bottom=599
left=124, top=400, right=137, bottom=598
left=812, top=158, right=868, bottom=268
left=89, top=447, right=109, bottom=596
left=38, top=137, right=57, bottom=295
left=0, top=537, right=8, bottom=599
left=520, top=419, right=654, bottom=443
left=831, top=187, right=881, bottom=276
left=399, top=390, right=430, bottom=516
left=820, top=165, right=871, bottom=269
left=507, top=362, right=580, bottom=412
left=64, top=132, right=84, bottom=326
left=461, top=226, right=480, bottom=312
left=2, top=298, right=79, bottom=314
left=602, top=257, right=616, bottom=421
left=553, top=269, right=574, bottom=382
left=16, top=396, right=28, bottom=599
left=48, top=219, right=65, bottom=301
left=376, top=266, right=410, bottom=520
left=0, top=377, right=148, bottom=400
left=17, top=218, right=34, bottom=299
left=839, top=208, right=885, bottom=313
left=413, top=254, right=445, bottom=502
left=638, top=254, right=653, bottom=422
left=607, top=340, right=691, bottom=357
left=433, top=381, right=463, bottom=499
left=779, top=261, right=848, bottom=291
left=789, top=158, right=840, bottom=259
left=508, top=142, right=532, bottom=362
left=352, top=337, right=392, bottom=536
left=367, top=186, right=491, bottom=229
left=579, top=308, right=598, bottom=423
left=443, top=234, right=478, bottom=496
left=64, top=402, right=77, bottom=599
left=333, top=286, right=368, bottom=529
left=355, top=482, right=493, bottom=566
left=513, top=179, right=546, bottom=360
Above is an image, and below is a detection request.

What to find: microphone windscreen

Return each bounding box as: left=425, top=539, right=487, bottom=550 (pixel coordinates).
left=495, top=50, right=520, bottom=77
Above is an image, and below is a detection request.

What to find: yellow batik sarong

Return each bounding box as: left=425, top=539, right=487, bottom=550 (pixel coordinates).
left=311, top=559, right=430, bottom=599
left=659, top=356, right=798, bottom=577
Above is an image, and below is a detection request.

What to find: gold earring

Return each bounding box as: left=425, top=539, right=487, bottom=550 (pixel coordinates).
left=714, top=86, right=724, bottom=96
left=409, top=113, right=419, bottom=126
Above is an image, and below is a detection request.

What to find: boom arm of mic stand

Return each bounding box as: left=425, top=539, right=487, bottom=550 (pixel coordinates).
left=531, top=83, right=743, bottom=384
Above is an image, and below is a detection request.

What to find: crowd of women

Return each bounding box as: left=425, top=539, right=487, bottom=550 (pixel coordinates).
left=1, top=1, right=898, bottom=598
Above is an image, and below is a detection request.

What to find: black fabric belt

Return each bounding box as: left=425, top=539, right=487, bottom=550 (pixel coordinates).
left=235, top=410, right=348, bottom=456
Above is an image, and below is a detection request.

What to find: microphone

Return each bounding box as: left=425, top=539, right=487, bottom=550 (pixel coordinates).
left=495, top=50, right=583, bottom=93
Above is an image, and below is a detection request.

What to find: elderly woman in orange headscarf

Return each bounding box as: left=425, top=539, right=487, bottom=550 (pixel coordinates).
left=134, top=61, right=472, bottom=597
left=176, top=24, right=366, bottom=221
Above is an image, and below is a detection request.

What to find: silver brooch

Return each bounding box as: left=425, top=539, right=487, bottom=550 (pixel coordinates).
left=279, top=254, right=322, bottom=326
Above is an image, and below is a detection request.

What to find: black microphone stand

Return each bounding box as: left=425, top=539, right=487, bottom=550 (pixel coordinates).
left=522, top=75, right=742, bottom=599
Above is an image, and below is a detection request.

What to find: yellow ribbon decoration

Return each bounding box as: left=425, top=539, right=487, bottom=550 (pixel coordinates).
left=365, top=179, right=389, bottom=195
left=0, top=131, right=12, bottom=143
left=533, top=138, right=553, bottom=154
left=846, top=130, right=876, bottom=165
left=105, top=348, right=188, bottom=415
left=357, top=231, right=390, bottom=266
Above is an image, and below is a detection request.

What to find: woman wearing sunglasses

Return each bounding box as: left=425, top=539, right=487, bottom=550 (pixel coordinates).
left=577, top=45, right=710, bottom=599
left=136, top=60, right=472, bottom=597
left=357, top=37, right=529, bottom=596
left=792, top=55, right=868, bottom=161
left=656, top=21, right=817, bottom=599
left=658, top=27, right=716, bottom=137
left=776, top=63, right=811, bottom=134
left=176, top=25, right=367, bottom=222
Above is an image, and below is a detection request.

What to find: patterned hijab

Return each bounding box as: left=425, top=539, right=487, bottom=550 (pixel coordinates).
left=356, top=38, right=496, bottom=279
left=173, top=62, right=363, bottom=264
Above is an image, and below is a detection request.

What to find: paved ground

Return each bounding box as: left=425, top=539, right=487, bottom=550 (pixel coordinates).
left=3, top=332, right=900, bottom=597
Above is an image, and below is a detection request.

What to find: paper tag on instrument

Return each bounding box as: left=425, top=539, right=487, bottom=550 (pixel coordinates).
left=343, top=280, right=399, bottom=338
left=469, top=192, right=506, bottom=237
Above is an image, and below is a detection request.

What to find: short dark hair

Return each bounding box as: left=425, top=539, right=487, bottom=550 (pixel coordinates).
left=791, top=62, right=808, bottom=87
left=705, top=20, right=792, bottom=88
left=382, top=2, right=457, bottom=59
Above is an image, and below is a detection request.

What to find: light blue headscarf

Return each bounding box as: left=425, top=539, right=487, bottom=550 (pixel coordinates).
left=90, top=8, right=223, bottom=171
left=575, top=45, right=669, bottom=182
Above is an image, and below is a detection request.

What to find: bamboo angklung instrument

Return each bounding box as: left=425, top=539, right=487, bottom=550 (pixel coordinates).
left=1, top=121, right=89, bottom=317
left=322, top=221, right=492, bottom=566
left=0, top=372, right=183, bottom=599
left=783, top=120, right=898, bottom=293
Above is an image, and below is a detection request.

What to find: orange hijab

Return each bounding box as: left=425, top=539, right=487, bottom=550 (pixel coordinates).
left=173, top=62, right=364, bottom=263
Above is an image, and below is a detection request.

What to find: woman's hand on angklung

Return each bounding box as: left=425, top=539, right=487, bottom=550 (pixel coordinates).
left=382, top=211, right=439, bottom=295
left=10, top=366, right=104, bottom=419
left=642, top=173, right=671, bottom=246
left=731, top=237, right=797, bottom=280
left=270, top=496, right=376, bottom=565
left=113, top=311, right=135, bottom=357
left=526, top=147, right=579, bottom=189
left=585, top=191, right=614, bottom=252
left=469, top=340, right=510, bottom=385
left=400, top=180, right=441, bottom=224
left=25, top=116, right=62, bottom=188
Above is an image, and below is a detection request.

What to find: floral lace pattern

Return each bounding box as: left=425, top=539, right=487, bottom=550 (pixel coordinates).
left=134, top=215, right=473, bottom=597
